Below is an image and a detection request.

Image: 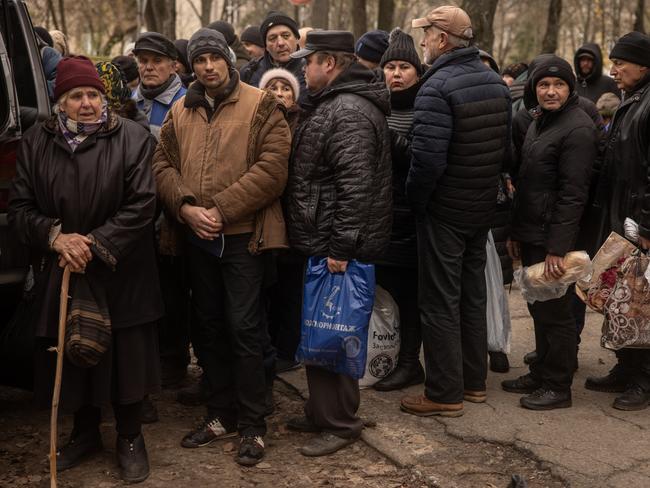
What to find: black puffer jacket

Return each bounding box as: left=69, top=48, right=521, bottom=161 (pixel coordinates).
left=574, top=43, right=621, bottom=103
left=600, top=73, right=650, bottom=239
left=406, top=46, right=511, bottom=225
left=240, top=52, right=307, bottom=104
left=511, top=92, right=598, bottom=256
left=286, top=63, right=392, bottom=262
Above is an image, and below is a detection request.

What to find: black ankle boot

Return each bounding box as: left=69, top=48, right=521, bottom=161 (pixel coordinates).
left=488, top=351, right=510, bottom=373
left=56, top=429, right=103, bottom=471
left=116, top=434, right=150, bottom=483
left=373, top=361, right=425, bottom=391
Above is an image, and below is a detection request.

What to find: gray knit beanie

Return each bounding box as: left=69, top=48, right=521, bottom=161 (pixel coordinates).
left=187, top=28, right=232, bottom=68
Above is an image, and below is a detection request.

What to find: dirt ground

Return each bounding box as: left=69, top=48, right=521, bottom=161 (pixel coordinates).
left=0, top=367, right=564, bottom=488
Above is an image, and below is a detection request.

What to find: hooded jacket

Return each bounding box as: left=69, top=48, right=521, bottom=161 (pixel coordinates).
left=406, top=46, right=511, bottom=225
left=286, top=63, right=392, bottom=262
left=510, top=83, right=598, bottom=255
left=574, top=43, right=620, bottom=103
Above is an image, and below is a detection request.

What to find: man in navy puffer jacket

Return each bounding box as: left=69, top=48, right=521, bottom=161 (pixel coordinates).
left=401, top=5, right=511, bottom=418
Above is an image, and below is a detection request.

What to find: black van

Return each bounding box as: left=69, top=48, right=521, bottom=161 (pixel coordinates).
left=0, top=1, right=50, bottom=388
left=0, top=0, right=50, bottom=312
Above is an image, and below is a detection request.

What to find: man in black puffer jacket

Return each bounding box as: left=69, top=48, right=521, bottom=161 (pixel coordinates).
left=285, top=30, right=392, bottom=456
left=574, top=42, right=620, bottom=103
left=400, top=6, right=511, bottom=418
left=503, top=56, right=597, bottom=410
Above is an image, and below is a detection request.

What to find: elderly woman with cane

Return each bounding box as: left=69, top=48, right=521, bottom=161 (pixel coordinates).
left=8, top=56, right=163, bottom=484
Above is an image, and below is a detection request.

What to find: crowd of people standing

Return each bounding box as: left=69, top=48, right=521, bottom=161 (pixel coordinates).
left=7, top=4, right=650, bottom=483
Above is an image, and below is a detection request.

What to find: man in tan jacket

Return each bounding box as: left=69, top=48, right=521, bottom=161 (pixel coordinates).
left=152, top=28, right=291, bottom=467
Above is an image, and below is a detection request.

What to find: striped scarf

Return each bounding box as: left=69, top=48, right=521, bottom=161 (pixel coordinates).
left=58, top=107, right=108, bottom=152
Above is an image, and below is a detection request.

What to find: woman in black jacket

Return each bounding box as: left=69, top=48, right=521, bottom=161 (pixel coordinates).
left=502, top=57, right=597, bottom=410
left=9, top=57, right=162, bottom=482
left=372, top=29, right=425, bottom=391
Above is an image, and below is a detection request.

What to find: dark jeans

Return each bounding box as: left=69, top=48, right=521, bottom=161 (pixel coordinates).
left=187, top=234, right=267, bottom=436
left=612, top=349, right=650, bottom=391
left=267, top=252, right=305, bottom=361
left=521, top=243, right=576, bottom=392
left=417, top=215, right=488, bottom=404
left=75, top=402, right=142, bottom=439
left=376, top=265, right=421, bottom=365
left=304, top=366, right=363, bottom=439
left=571, top=287, right=586, bottom=346
left=157, top=255, right=190, bottom=372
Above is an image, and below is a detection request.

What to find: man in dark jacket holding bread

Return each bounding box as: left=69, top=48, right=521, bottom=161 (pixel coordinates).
left=503, top=56, right=597, bottom=410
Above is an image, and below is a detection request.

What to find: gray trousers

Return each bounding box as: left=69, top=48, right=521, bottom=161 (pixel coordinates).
left=304, top=366, right=363, bottom=439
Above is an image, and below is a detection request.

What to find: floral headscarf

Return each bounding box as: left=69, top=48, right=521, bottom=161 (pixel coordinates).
left=95, top=61, right=131, bottom=110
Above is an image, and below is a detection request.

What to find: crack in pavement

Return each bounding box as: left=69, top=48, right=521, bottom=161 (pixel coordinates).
left=596, top=404, right=648, bottom=431
left=604, top=457, right=650, bottom=486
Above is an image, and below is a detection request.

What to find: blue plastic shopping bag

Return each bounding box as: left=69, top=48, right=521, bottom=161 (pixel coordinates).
left=296, top=256, right=376, bottom=379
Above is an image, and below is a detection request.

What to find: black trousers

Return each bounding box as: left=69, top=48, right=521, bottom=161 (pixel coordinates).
left=376, top=265, right=421, bottom=365
left=417, top=215, right=488, bottom=404
left=157, top=255, right=191, bottom=372
left=521, top=243, right=576, bottom=392
left=267, top=252, right=305, bottom=361
left=612, top=349, right=650, bottom=391
left=187, top=234, right=267, bottom=436
left=74, top=402, right=142, bottom=439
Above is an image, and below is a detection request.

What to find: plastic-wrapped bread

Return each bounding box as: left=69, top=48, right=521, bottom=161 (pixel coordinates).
left=515, top=251, right=593, bottom=304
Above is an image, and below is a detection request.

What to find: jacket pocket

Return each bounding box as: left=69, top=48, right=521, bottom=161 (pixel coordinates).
left=306, top=185, right=320, bottom=230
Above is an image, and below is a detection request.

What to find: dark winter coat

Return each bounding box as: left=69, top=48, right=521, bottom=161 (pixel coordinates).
left=510, top=92, right=598, bottom=256
left=231, top=36, right=252, bottom=70
left=406, top=46, right=511, bottom=226
left=600, top=73, right=650, bottom=239
left=382, top=82, right=419, bottom=268
left=574, top=43, right=621, bottom=103
left=286, top=63, right=392, bottom=262
left=511, top=96, right=604, bottom=179
left=8, top=112, right=163, bottom=338
left=240, top=52, right=307, bottom=104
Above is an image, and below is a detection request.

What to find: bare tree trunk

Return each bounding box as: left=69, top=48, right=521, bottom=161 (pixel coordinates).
left=202, top=0, right=213, bottom=25
left=582, top=0, right=592, bottom=44
left=144, top=0, right=176, bottom=39
left=311, top=0, right=330, bottom=29
left=461, top=0, right=499, bottom=53
left=46, top=0, right=60, bottom=30
left=57, top=0, right=67, bottom=34
left=541, top=0, right=562, bottom=53
left=351, top=0, right=368, bottom=39
left=634, top=0, right=646, bottom=33
left=377, top=0, right=395, bottom=31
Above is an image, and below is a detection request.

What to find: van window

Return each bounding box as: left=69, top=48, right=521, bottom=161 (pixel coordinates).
left=0, top=2, right=39, bottom=110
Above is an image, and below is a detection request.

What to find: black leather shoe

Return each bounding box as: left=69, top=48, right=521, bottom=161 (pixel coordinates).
left=56, top=429, right=103, bottom=471
left=523, top=350, right=538, bottom=365
left=501, top=373, right=541, bottom=394
left=373, top=362, right=425, bottom=391
left=489, top=351, right=510, bottom=373
left=287, top=416, right=321, bottom=433
left=141, top=396, right=158, bottom=424
left=520, top=388, right=572, bottom=410
left=116, top=434, right=150, bottom=483
left=613, top=385, right=650, bottom=411
left=299, top=433, right=359, bottom=457
left=585, top=373, right=628, bottom=393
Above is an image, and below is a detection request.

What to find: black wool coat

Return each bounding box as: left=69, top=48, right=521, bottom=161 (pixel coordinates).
left=8, top=112, right=163, bottom=337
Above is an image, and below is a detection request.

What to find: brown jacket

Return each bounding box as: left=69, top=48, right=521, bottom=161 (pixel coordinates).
left=152, top=73, right=291, bottom=255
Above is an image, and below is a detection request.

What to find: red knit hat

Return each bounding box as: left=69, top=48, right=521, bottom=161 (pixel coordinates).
left=54, top=56, right=106, bottom=101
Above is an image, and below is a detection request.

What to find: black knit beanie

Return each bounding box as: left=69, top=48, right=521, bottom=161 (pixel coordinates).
left=207, top=20, right=236, bottom=46
left=609, top=31, right=650, bottom=68
left=380, top=28, right=423, bottom=75
left=111, top=55, right=139, bottom=84
left=34, top=26, right=53, bottom=47
left=241, top=25, right=264, bottom=47
left=260, top=11, right=300, bottom=43
left=355, top=30, right=389, bottom=64
left=187, top=28, right=232, bottom=68
left=531, top=56, right=575, bottom=92
left=173, top=39, right=191, bottom=72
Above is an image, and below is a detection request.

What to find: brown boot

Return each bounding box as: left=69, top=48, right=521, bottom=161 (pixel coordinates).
left=400, top=394, right=464, bottom=417
left=463, top=390, right=487, bottom=403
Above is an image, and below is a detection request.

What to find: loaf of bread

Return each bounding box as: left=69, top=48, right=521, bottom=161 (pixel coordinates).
left=524, top=251, right=592, bottom=287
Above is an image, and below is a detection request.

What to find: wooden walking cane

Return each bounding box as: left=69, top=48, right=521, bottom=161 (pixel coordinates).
left=49, top=265, right=71, bottom=488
